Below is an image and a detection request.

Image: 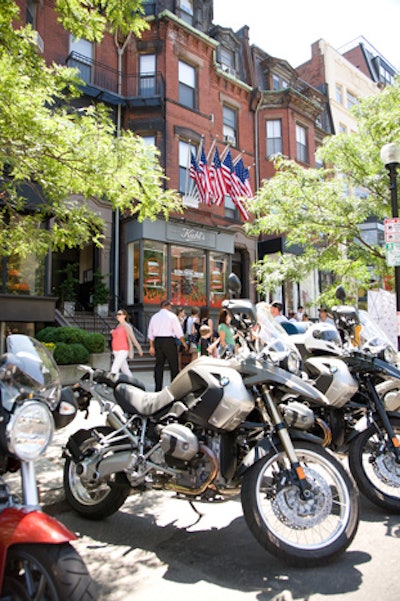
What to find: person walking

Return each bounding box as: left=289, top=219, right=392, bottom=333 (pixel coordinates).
left=199, top=324, right=219, bottom=357
left=111, top=309, right=143, bottom=376
left=217, top=307, right=236, bottom=358
left=148, top=299, right=188, bottom=391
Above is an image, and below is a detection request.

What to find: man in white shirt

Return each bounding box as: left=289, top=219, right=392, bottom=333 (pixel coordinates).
left=270, top=301, right=289, bottom=324
left=148, top=299, right=188, bottom=391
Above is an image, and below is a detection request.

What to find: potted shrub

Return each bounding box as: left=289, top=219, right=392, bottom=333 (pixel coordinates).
left=92, top=270, right=110, bottom=317
left=57, top=264, right=79, bottom=316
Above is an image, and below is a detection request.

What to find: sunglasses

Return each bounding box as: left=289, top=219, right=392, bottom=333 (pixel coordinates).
left=116, top=312, right=124, bottom=316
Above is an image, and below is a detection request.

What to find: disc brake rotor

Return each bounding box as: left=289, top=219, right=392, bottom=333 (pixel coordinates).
left=271, top=467, right=332, bottom=529
left=372, top=451, right=400, bottom=487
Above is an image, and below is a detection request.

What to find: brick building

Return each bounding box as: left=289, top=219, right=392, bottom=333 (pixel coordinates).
left=3, top=0, right=329, bottom=334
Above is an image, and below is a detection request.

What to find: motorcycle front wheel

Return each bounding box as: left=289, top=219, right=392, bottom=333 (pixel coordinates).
left=2, top=542, right=95, bottom=601
left=241, top=441, right=359, bottom=567
left=349, top=415, right=400, bottom=513
left=64, top=427, right=131, bottom=519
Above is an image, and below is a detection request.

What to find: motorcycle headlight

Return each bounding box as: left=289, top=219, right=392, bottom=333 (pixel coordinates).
left=286, top=351, right=301, bottom=374
left=383, top=346, right=398, bottom=366
left=7, top=401, right=53, bottom=461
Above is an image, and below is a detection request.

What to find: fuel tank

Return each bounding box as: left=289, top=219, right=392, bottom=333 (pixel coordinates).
left=305, top=357, right=359, bottom=407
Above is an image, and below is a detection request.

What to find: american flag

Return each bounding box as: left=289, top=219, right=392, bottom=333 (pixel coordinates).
left=231, top=158, right=251, bottom=221
left=221, top=148, right=234, bottom=194
left=210, top=147, right=226, bottom=206
left=199, top=147, right=212, bottom=205
left=189, top=152, right=207, bottom=204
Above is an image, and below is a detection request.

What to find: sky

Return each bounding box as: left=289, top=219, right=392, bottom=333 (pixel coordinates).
left=213, top=0, right=400, bottom=70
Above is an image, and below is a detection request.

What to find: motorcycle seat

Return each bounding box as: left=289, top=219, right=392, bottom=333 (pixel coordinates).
left=114, top=384, right=174, bottom=416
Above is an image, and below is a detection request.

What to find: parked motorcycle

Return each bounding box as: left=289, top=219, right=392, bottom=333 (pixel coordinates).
left=285, top=288, right=400, bottom=513
left=63, top=285, right=359, bottom=567
left=0, top=334, right=95, bottom=600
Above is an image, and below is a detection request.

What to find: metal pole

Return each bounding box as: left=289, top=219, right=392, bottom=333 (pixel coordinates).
left=387, top=162, right=400, bottom=350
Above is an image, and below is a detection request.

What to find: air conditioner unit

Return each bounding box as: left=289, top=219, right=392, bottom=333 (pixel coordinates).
left=219, top=63, right=237, bottom=77
left=224, top=135, right=236, bottom=145
left=32, top=30, right=44, bottom=53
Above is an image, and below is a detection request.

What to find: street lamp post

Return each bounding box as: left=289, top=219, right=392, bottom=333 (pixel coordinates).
left=381, top=142, right=400, bottom=350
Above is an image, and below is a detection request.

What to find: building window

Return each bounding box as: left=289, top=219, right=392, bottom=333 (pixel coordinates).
left=379, top=64, right=393, bottom=86
left=139, top=54, right=156, bottom=96
left=335, top=84, right=343, bottom=104
left=210, top=252, right=229, bottom=308
left=296, top=124, right=308, bottom=163
left=171, top=246, right=206, bottom=306
left=142, top=240, right=167, bottom=305
left=141, top=134, right=156, bottom=147
left=179, top=140, right=197, bottom=198
left=142, top=0, right=156, bottom=16
left=338, top=123, right=347, bottom=133
left=224, top=194, right=238, bottom=220
left=219, top=47, right=236, bottom=76
left=69, top=36, right=93, bottom=84
left=26, top=0, right=36, bottom=26
left=179, top=0, right=193, bottom=25
left=223, top=105, right=237, bottom=146
left=272, top=73, right=289, bottom=90
left=346, top=90, right=358, bottom=109
left=1, top=254, right=45, bottom=296
left=266, top=119, right=282, bottom=157
left=178, top=60, right=196, bottom=109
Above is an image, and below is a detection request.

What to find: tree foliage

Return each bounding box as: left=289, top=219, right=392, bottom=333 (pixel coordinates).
left=247, top=78, right=400, bottom=303
left=0, top=0, right=181, bottom=258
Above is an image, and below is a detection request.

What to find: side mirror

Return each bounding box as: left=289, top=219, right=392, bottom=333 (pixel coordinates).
left=228, top=273, right=241, bottom=295
left=335, top=285, right=346, bottom=303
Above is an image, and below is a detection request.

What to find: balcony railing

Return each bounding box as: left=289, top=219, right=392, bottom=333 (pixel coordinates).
left=66, top=52, right=165, bottom=104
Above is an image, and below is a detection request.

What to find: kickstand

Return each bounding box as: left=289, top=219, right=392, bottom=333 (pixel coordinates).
left=187, top=500, right=204, bottom=526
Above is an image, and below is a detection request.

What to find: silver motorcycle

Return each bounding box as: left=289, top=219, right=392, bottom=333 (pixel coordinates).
left=62, top=288, right=359, bottom=567
left=282, top=288, right=400, bottom=513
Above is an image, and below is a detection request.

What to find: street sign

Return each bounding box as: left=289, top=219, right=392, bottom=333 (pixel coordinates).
left=385, top=242, right=400, bottom=266
left=384, top=218, right=400, bottom=242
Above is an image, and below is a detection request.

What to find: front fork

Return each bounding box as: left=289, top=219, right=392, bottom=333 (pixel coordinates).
left=260, top=385, right=312, bottom=498
left=365, top=378, right=400, bottom=462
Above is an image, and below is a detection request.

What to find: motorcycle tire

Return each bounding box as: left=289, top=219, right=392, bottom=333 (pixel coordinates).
left=241, top=441, right=359, bottom=567
left=2, top=542, right=96, bottom=601
left=64, top=427, right=131, bottom=520
left=348, top=415, right=400, bottom=513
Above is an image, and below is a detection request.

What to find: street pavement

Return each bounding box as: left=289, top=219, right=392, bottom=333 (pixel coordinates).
left=11, top=368, right=400, bottom=601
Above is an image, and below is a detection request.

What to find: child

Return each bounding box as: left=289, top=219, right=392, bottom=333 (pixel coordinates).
left=199, top=324, right=219, bottom=358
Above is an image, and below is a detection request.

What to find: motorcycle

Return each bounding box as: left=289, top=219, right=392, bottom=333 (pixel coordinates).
left=284, top=288, right=400, bottom=513
left=62, top=280, right=359, bottom=567
left=0, top=334, right=95, bottom=600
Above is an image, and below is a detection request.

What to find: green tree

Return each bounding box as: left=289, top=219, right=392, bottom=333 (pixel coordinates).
left=247, top=78, right=400, bottom=304
left=0, top=1, right=181, bottom=258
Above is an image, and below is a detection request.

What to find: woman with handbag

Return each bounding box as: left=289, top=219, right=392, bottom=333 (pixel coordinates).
left=111, top=308, right=143, bottom=375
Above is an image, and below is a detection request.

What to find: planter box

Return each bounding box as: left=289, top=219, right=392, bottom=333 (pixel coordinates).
left=96, top=303, right=109, bottom=318
left=89, top=352, right=111, bottom=370
left=57, top=353, right=111, bottom=385
left=57, top=364, right=83, bottom=386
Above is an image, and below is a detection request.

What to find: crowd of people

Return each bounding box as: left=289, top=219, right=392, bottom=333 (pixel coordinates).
left=111, top=300, right=336, bottom=391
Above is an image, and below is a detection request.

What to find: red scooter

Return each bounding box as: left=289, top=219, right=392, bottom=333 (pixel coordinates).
left=0, top=335, right=95, bottom=600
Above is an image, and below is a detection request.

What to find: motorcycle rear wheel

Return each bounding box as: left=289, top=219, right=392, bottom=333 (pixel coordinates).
left=2, top=542, right=95, bottom=601
left=349, top=415, right=400, bottom=513
left=64, top=428, right=131, bottom=520
left=241, top=441, right=359, bottom=567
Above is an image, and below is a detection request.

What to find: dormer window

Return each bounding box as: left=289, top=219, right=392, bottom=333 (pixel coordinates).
left=179, top=0, right=193, bottom=25
left=219, top=47, right=236, bottom=77
left=272, top=73, right=289, bottom=90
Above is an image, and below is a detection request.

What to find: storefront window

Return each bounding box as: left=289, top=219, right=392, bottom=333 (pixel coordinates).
left=171, top=245, right=206, bottom=306
left=1, top=254, right=45, bottom=296
left=127, top=241, right=140, bottom=305
left=209, top=252, right=229, bottom=307
left=143, top=240, right=167, bottom=304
